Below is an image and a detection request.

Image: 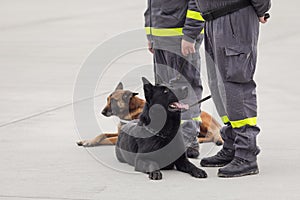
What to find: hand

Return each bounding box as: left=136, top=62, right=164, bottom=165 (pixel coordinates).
left=181, top=39, right=195, bottom=56
left=259, top=16, right=268, bottom=24
left=148, top=40, right=154, bottom=54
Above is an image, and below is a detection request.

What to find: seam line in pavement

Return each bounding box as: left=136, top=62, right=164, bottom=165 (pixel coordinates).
left=0, top=91, right=110, bottom=129
left=0, top=195, right=93, bottom=200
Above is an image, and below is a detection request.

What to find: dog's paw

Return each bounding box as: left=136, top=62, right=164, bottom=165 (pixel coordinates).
left=76, top=140, right=93, bottom=147
left=149, top=170, right=162, bottom=180
left=191, top=168, right=208, bottom=178
left=186, top=147, right=199, bottom=158
left=76, top=141, right=84, bottom=146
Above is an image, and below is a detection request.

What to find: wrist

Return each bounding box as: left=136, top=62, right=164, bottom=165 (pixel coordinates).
left=182, top=35, right=195, bottom=44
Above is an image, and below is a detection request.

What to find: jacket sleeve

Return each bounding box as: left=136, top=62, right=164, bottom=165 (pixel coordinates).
left=182, top=0, right=205, bottom=43
left=144, top=1, right=151, bottom=40
left=144, top=7, right=150, bottom=28
left=250, top=0, right=271, bottom=17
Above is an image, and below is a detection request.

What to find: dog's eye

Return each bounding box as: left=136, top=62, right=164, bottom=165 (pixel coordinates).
left=163, top=89, right=169, bottom=94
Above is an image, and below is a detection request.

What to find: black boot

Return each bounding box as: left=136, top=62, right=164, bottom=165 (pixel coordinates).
left=200, top=148, right=234, bottom=167
left=218, top=157, right=259, bottom=178
left=186, top=147, right=199, bottom=158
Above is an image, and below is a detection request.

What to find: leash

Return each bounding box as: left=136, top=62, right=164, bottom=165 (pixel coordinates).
left=188, top=95, right=212, bottom=109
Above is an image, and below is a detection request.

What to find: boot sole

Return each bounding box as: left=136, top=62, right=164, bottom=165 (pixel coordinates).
left=200, top=161, right=231, bottom=168
left=218, top=168, right=259, bottom=178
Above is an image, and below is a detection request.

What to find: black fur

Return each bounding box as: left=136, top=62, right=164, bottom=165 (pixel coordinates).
left=115, top=77, right=207, bottom=180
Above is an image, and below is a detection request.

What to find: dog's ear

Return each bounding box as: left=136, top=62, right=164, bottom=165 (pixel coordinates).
left=132, top=92, right=139, bottom=97
left=142, top=77, right=151, bottom=85
left=142, top=77, right=153, bottom=102
left=115, top=82, right=123, bottom=91
left=122, top=91, right=137, bottom=102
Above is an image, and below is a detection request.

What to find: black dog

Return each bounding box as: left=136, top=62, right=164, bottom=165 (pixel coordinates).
left=115, top=77, right=207, bottom=180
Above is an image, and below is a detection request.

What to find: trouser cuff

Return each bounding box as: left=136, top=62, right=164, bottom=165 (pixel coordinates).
left=220, top=125, right=236, bottom=150
left=235, top=148, right=260, bottom=162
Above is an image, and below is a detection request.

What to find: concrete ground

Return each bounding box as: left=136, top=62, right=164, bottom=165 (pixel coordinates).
left=0, top=0, right=299, bottom=199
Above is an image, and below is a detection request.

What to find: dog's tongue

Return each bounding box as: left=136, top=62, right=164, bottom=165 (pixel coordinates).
left=173, top=102, right=189, bottom=110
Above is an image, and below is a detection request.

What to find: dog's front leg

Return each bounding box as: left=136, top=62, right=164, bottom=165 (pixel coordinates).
left=198, top=130, right=223, bottom=146
left=175, top=154, right=207, bottom=178
left=135, top=156, right=162, bottom=180
left=77, top=133, right=119, bottom=147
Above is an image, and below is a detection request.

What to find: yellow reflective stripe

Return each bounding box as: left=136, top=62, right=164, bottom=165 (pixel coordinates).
left=221, top=116, right=230, bottom=124
left=145, top=27, right=183, bottom=36
left=152, top=28, right=183, bottom=36
left=192, top=116, right=202, bottom=122
left=231, top=117, right=257, bottom=128
left=145, top=27, right=204, bottom=36
left=186, top=10, right=205, bottom=21
left=145, top=27, right=151, bottom=35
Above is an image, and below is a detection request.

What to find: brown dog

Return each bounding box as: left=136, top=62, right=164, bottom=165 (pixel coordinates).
left=77, top=83, right=223, bottom=147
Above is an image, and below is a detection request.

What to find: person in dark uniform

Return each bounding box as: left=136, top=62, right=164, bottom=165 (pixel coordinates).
left=195, top=0, right=271, bottom=177
left=144, top=0, right=205, bottom=158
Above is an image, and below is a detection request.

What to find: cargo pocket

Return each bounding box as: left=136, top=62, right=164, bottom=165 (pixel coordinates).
left=224, top=45, right=255, bottom=83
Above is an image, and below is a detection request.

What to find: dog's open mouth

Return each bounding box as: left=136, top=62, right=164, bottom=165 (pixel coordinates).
left=168, top=102, right=189, bottom=112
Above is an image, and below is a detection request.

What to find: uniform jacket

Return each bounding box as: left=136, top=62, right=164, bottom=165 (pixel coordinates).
left=144, top=0, right=205, bottom=45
